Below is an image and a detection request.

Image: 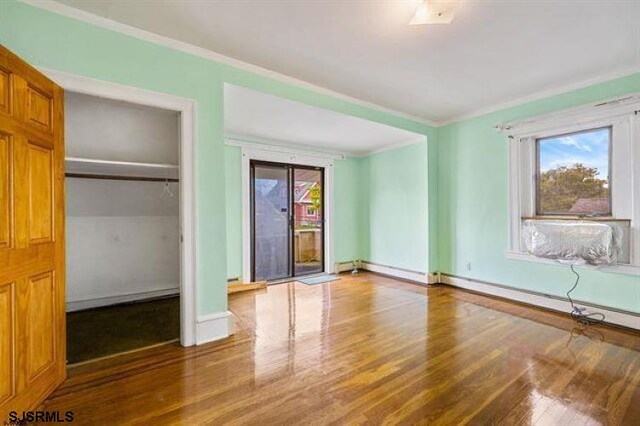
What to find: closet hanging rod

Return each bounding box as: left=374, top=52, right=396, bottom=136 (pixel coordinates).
left=65, top=173, right=179, bottom=183
left=65, top=157, right=179, bottom=170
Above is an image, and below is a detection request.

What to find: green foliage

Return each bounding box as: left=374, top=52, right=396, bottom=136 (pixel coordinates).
left=539, top=163, right=609, bottom=213
left=308, top=185, right=321, bottom=213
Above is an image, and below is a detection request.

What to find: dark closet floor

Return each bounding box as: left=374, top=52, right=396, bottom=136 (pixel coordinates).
left=66, top=296, right=180, bottom=364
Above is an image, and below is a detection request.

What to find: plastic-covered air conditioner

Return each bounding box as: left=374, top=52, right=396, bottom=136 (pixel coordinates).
left=522, top=220, right=621, bottom=266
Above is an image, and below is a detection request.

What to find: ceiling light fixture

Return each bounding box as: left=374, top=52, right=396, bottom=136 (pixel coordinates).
left=409, top=0, right=458, bottom=25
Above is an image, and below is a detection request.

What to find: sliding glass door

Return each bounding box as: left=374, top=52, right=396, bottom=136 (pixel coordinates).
left=251, top=161, right=324, bottom=281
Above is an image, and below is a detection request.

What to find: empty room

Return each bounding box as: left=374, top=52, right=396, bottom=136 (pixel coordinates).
left=0, top=1, right=639, bottom=425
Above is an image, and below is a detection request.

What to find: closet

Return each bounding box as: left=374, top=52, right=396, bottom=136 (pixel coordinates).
left=64, top=92, right=181, bottom=363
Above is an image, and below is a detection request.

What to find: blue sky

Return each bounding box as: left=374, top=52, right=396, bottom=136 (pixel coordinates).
left=539, top=127, right=610, bottom=180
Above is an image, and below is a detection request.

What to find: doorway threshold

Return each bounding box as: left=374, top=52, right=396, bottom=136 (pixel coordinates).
left=267, top=272, right=327, bottom=285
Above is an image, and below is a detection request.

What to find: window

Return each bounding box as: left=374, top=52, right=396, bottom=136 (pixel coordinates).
left=306, top=206, right=316, bottom=216
left=536, top=126, right=612, bottom=216
left=502, top=93, right=640, bottom=269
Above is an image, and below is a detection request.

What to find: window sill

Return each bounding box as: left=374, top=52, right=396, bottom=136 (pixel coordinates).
left=521, top=216, right=630, bottom=223
left=505, top=251, right=640, bottom=277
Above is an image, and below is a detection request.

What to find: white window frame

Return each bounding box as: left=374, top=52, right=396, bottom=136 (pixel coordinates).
left=501, top=94, right=640, bottom=275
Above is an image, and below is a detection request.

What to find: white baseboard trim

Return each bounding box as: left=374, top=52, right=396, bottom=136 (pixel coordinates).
left=427, top=273, right=440, bottom=285
left=335, top=261, right=356, bottom=273
left=196, top=311, right=234, bottom=345
left=441, top=274, right=640, bottom=331
left=361, top=261, right=430, bottom=285
left=66, top=287, right=179, bottom=312
left=336, top=260, right=439, bottom=284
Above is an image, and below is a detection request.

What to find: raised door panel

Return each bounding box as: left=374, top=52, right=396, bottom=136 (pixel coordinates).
left=0, top=67, right=10, bottom=115
left=0, top=44, right=65, bottom=416
left=27, top=142, right=53, bottom=245
left=27, top=272, right=56, bottom=381
left=26, top=85, right=52, bottom=132
left=0, top=133, right=11, bottom=249
left=0, top=282, right=15, bottom=405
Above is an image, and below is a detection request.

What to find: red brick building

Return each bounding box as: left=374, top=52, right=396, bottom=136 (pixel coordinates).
left=294, top=181, right=321, bottom=223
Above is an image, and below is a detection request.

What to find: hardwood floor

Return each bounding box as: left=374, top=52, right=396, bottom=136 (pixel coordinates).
left=42, top=272, right=640, bottom=425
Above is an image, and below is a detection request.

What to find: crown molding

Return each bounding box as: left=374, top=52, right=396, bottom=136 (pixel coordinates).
left=436, top=64, right=640, bottom=127
left=364, top=135, right=427, bottom=156
left=19, top=1, right=640, bottom=131
left=225, top=132, right=426, bottom=158
left=20, top=0, right=437, bottom=128
left=225, top=133, right=347, bottom=160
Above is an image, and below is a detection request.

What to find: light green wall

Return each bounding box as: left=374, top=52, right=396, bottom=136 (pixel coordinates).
left=224, top=146, right=243, bottom=280
left=0, top=2, right=227, bottom=315
left=333, top=156, right=367, bottom=264
left=0, top=1, right=432, bottom=314
left=10, top=0, right=632, bottom=316
left=361, top=141, right=430, bottom=272
left=437, top=73, right=640, bottom=314
left=223, top=143, right=433, bottom=276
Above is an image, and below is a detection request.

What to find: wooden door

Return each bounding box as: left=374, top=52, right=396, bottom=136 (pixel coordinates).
left=0, top=45, right=66, bottom=418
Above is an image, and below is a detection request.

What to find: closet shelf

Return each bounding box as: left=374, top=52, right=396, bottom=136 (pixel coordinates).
left=65, top=157, right=179, bottom=181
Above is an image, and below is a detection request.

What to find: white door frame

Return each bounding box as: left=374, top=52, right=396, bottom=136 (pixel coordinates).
left=230, top=141, right=338, bottom=282
left=40, top=68, right=198, bottom=347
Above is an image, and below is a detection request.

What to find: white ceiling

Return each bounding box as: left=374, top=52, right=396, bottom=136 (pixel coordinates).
left=224, top=84, right=423, bottom=156
left=52, top=0, right=640, bottom=123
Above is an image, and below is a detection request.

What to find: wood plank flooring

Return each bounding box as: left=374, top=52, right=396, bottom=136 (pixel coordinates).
left=42, top=272, right=640, bottom=425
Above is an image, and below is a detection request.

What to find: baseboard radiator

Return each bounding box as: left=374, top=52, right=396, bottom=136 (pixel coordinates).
left=439, top=273, right=640, bottom=331
left=335, top=260, right=439, bottom=285
left=336, top=261, right=638, bottom=330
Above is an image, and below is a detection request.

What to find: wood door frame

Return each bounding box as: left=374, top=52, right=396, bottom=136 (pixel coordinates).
left=39, top=68, right=198, bottom=347
left=239, top=144, right=336, bottom=282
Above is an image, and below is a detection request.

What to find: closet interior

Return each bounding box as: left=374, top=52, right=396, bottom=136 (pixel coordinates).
left=64, top=92, right=181, bottom=364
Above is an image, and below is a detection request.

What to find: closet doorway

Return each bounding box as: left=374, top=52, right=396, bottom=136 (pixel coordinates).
left=250, top=160, right=325, bottom=282
left=63, top=91, right=184, bottom=364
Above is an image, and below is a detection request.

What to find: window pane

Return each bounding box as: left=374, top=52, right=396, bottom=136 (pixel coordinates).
left=254, top=164, right=290, bottom=281
left=537, top=127, right=611, bottom=215
left=294, top=168, right=323, bottom=276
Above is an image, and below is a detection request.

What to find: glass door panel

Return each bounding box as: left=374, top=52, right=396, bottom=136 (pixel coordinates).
left=293, top=167, right=324, bottom=276
left=252, top=163, right=291, bottom=281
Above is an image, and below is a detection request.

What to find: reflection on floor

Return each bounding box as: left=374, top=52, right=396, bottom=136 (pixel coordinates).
left=48, top=273, right=640, bottom=424
left=66, top=296, right=180, bottom=364
left=295, top=261, right=323, bottom=275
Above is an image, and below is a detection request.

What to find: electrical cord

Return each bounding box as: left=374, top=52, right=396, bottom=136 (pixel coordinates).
left=564, top=324, right=605, bottom=363
left=566, top=264, right=606, bottom=326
